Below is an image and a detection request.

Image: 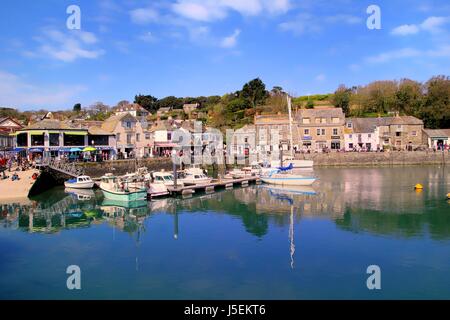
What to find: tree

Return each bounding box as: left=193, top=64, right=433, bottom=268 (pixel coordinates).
left=395, top=79, right=423, bottom=116
left=305, top=99, right=314, bottom=109
left=332, top=85, right=352, bottom=115
left=240, top=78, right=268, bottom=109
left=135, top=94, right=158, bottom=113
left=116, top=100, right=130, bottom=108
left=73, top=103, right=81, bottom=113
left=421, top=75, right=450, bottom=128
left=154, top=96, right=184, bottom=110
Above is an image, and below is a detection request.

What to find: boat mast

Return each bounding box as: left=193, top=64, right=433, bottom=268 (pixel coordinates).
left=287, top=95, right=294, bottom=159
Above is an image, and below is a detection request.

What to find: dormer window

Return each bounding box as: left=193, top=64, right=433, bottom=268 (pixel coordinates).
left=347, top=123, right=352, bottom=128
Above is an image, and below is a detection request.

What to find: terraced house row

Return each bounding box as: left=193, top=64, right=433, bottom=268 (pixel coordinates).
left=252, top=106, right=429, bottom=153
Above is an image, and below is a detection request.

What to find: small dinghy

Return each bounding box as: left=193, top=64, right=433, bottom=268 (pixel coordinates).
left=64, top=176, right=95, bottom=189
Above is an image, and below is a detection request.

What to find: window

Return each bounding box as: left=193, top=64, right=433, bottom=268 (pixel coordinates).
left=321, top=129, right=326, bottom=135
left=304, top=129, right=310, bottom=135
left=349, top=134, right=353, bottom=139
left=127, top=134, right=132, bottom=144
left=332, top=117, right=339, bottom=124
left=116, top=133, right=120, bottom=141
left=49, top=133, right=60, bottom=147
left=321, top=118, right=327, bottom=124
left=411, top=131, right=417, bottom=136
left=315, top=118, right=320, bottom=124
left=167, top=132, right=172, bottom=141
left=136, top=133, right=140, bottom=142
left=349, top=143, right=354, bottom=149
left=368, top=134, right=371, bottom=138
left=317, top=129, right=321, bottom=136
left=333, top=128, right=338, bottom=136
left=145, top=133, right=151, bottom=140
left=303, top=118, right=310, bottom=124
left=126, top=121, right=132, bottom=129
left=347, top=122, right=352, bottom=128
left=396, top=132, right=401, bottom=137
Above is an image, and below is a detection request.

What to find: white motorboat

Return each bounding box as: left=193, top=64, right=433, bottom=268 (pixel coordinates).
left=151, top=171, right=184, bottom=187
left=64, top=175, right=95, bottom=189
left=178, top=167, right=212, bottom=185
left=147, top=183, right=170, bottom=198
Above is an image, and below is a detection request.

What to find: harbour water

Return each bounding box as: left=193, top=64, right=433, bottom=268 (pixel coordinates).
left=0, top=166, right=449, bottom=299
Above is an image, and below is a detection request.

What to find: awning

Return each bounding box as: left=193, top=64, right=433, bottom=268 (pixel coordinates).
left=154, top=143, right=178, bottom=148
left=12, top=148, right=25, bottom=152
left=64, top=131, right=88, bottom=136
left=30, top=131, right=45, bottom=135
left=48, top=131, right=61, bottom=134
left=29, top=148, right=44, bottom=152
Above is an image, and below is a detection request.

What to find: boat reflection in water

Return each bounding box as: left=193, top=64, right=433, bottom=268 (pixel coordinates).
left=258, top=184, right=318, bottom=269
left=65, top=188, right=96, bottom=201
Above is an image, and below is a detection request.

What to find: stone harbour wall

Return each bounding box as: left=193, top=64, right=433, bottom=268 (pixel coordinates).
left=298, top=151, right=449, bottom=167
left=79, top=157, right=174, bottom=178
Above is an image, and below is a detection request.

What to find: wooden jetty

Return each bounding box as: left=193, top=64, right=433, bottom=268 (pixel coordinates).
left=167, top=176, right=261, bottom=195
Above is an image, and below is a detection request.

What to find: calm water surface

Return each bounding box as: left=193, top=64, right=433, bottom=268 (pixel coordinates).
left=0, top=166, right=449, bottom=299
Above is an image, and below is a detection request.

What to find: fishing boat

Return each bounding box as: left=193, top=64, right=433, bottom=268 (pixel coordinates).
left=99, top=173, right=147, bottom=202
left=178, top=167, right=212, bottom=185
left=64, top=175, right=95, bottom=189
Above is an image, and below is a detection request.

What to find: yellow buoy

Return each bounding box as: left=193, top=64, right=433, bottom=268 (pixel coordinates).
left=415, top=184, right=423, bottom=190
left=447, top=193, right=450, bottom=200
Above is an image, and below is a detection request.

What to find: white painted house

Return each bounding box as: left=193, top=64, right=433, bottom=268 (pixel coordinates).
left=344, top=118, right=380, bottom=151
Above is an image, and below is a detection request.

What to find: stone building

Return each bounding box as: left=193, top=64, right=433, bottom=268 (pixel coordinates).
left=375, top=116, right=424, bottom=150
left=295, top=107, right=346, bottom=151
left=101, top=113, right=152, bottom=158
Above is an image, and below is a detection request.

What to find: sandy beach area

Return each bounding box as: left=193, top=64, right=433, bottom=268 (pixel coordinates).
left=0, top=168, right=39, bottom=204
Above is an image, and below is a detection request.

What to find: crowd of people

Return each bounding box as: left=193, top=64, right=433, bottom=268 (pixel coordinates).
left=0, top=153, right=33, bottom=181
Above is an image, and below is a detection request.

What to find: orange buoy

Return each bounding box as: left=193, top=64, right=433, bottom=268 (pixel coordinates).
left=415, top=184, right=423, bottom=190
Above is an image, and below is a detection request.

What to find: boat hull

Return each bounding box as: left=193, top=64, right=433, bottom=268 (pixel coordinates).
left=101, top=188, right=147, bottom=202
left=64, top=181, right=95, bottom=189
left=261, top=176, right=316, bottom=186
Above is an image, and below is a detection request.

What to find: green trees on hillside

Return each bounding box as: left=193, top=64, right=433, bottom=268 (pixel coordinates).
left=332, top=75, right=450, bottom=128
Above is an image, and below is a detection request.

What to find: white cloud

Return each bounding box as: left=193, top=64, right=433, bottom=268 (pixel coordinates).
left=421, top=16, right=449, bottom=33
left=130, top=7, right=160, bottom=24
left=220, top=29, right=241, bottom=48
left=279, top=14, right=321, bottom=35
left=391, top=16, right=450, bottom=36
left=30, top=28, right=104, bottom=62
left=325, top=14, right=362, bottom=25
left=0, top=70, right=86, bottom=108
left=279, top=12, right=361, bottom=36
left=366, top=48, right=422, bottom=63
left=172, top=1, right=226, bottom=22
left=171, top=0, right=291, bottom=22
left=138, top=31, right=158, bottom=43
left=315, top=74, right=326, bottom=81
left=366, top=45, right=450, bottom=64
left=391, top=24, right=420, bottom=36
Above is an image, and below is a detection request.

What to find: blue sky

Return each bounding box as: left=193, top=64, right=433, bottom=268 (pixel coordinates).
left=0, top=0, right=449, bottom=110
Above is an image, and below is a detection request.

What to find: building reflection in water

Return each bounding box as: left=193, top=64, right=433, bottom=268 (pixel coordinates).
left=1, top=165, right=449, bottom=247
